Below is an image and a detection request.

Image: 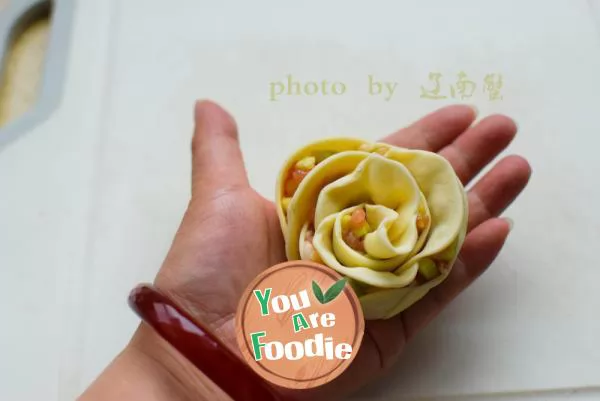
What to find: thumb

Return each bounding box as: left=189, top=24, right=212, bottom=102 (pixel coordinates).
left=191, top=100, right=249, bottom=197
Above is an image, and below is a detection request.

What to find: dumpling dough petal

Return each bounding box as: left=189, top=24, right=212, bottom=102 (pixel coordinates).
left=313, top=214, right=419, bottom=287
left=315, top=153, right=420, bottom=227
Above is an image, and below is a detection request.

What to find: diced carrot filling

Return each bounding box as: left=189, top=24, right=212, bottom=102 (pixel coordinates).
left=416, top=213, right=430, bottom=233
left=284, top=168, right=309, bottom=196
left=311, top=247, right=322, bottom=263
left=350, top=208, right=366, bottom=228
left=343, top=231, right=365, bottom=252
left=283, top=152, right=336, bottom=198
left=342, top=208, right=371, bottom=252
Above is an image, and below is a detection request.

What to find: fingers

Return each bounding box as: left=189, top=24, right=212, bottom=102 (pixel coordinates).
left=440, top=115, right=517, bottom=185
left=467, top=155, right=532, bottom=231
left=435, top=218, right=511, bottom=303
left=398, top=154, right=529, bottom=338
left=401, top=218, right=511, bottom=340
left=381, top=105, right=477, bottom=151
left=288, top=335, right=385, bottom=401
left=191, top=101, right=249, bottom=197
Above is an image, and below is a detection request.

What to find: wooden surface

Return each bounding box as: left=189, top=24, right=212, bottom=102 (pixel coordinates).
left=236, top=261, right=364, bottom=389
left=0, top=17, right=49, bottom=126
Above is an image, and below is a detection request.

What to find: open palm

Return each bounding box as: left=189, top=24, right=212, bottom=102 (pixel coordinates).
left=148, top=101, right=530, bottom=400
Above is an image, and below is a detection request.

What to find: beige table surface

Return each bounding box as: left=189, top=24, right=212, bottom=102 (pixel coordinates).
left=0, top=17, right=49, bottom=126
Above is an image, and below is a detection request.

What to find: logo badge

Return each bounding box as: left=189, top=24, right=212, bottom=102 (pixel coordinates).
left=235, top=261, right=364, bottom=389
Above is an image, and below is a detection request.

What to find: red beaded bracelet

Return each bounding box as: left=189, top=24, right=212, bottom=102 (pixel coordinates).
left=128, top=284, right=285, bottom=401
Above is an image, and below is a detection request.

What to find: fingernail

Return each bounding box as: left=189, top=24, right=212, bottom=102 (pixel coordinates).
left=194, top=99, right=211, bottom=120
left=194, top=100, right=202, bottom=121
left=503, top=217, right=514, bottom=232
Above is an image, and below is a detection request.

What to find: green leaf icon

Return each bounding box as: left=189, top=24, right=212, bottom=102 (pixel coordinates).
left=322, top=278, right=347, bottom=304
left=312, top=280, right=325, bottom=303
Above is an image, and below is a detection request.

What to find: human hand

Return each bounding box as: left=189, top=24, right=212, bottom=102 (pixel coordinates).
left=85, top=100, right=531, bottom=401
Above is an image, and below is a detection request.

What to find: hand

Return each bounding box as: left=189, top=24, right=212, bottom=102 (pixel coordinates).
left=82, top=101, right=531, bottom=401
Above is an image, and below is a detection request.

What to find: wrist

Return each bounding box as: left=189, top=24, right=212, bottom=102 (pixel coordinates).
left=79, top=323, right=230, bottom=401
left=130, top=323, right=231, bottom=400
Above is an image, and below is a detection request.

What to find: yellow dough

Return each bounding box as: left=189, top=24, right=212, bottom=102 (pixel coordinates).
left=276, top=138, right=468, bottom=320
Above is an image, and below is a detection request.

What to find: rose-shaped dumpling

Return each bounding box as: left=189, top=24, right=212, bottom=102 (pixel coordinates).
left=276, top=138, right=468, bottom=320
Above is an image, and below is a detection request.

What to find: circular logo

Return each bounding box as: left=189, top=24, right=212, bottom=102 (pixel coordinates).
left=235, top=261, right=364, bottom=389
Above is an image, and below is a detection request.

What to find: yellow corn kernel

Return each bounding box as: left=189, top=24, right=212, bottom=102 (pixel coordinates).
left=314, top=150, right=335, bottom=163
left=341, top=214, right=352, bottom=230
left=352, top=221, right=371, bottom=238
left=358, top=143, right=374, bottom=152
left=281, top=197, right=292, bottom=213
left=295, top=156, right=316, bottom=171
left=374, top=146, right=389, bottom=155
left=419, top=259, right=439, bottom=280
